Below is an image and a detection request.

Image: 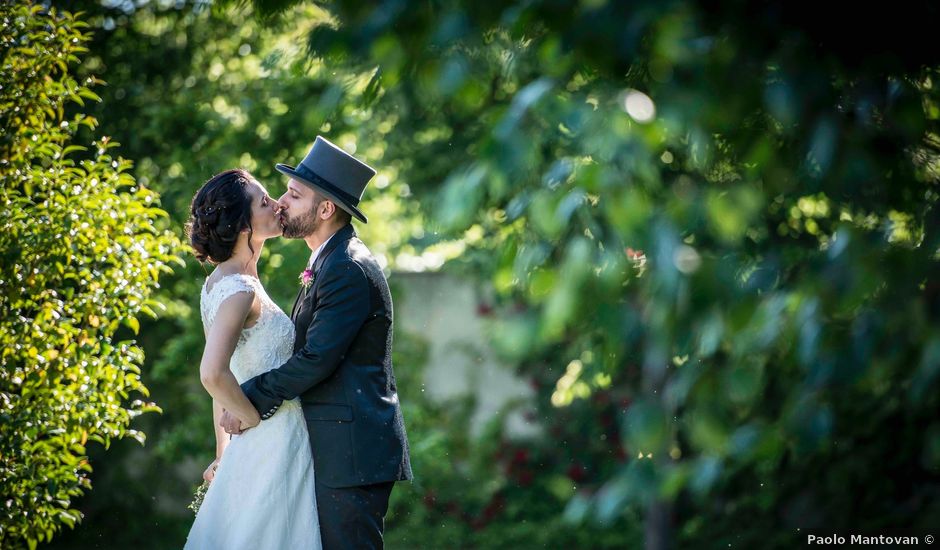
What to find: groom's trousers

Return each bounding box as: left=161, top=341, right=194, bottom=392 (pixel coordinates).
left=316, top=480, right=395, bottom=550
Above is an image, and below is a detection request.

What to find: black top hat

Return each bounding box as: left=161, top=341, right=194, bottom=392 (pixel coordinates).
left=275, top=136, right=376, bottom=223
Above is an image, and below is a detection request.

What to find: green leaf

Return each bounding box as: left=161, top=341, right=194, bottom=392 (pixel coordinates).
left=622, top=398, right=668, bottom=454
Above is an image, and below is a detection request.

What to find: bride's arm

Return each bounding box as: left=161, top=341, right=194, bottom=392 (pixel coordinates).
left=212, top=400, right=229, bottom=458
left=199, top=292, right=261, bottom=427
left=203, top=400, right=229, bottom=482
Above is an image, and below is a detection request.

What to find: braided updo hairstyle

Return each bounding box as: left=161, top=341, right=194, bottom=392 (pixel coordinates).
left=187, top=168, right=256, bottom=263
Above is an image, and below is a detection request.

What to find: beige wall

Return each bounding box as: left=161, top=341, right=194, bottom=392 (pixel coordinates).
left=391, top=271, right=539, bottom=438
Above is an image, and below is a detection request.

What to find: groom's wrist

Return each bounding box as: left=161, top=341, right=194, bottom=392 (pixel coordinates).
left=241, top=378, right=279, bottom=420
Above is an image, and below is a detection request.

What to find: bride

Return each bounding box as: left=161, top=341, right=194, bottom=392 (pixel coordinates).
left=184, top=169, right=320, bottom=548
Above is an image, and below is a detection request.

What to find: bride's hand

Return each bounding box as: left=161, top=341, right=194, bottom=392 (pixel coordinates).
left=220, top=408, right=260, bottom=435
left=220, top=410, right=242, bottom=435
left=203, top=458, right=220, bottom=483
left=240, top=410, right=260, bottom=430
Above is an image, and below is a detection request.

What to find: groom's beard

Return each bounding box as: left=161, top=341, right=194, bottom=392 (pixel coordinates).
left=281, top=206, right=319, bottom=239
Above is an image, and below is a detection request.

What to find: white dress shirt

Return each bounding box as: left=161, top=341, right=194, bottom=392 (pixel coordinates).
left=307, top=231, right=337, bottom=270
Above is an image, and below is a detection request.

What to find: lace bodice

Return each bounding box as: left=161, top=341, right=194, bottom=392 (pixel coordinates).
left=188, top=273, right=319, bottom=549
left=199, top=273, right=295, bottom=384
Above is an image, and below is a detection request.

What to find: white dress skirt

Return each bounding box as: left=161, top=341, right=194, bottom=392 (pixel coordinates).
left=185, top=274, right=320, bottom=549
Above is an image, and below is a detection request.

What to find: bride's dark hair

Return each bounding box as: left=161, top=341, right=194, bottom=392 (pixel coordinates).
left=187, top=169, right=256, bottom=263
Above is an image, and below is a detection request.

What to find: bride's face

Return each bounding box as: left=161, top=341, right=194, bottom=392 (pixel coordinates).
left=245, top=181, right=282, bottom=239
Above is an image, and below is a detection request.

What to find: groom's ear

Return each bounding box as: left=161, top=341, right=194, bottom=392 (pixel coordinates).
left=322, top=200, right=338, bottom=219
left=313, top=195, right=336, bottom=220
left=323, top=199, right=350, bottom=224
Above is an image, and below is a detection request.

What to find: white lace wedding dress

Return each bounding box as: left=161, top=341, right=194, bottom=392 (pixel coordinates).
left=185, top=273, right=321, bottom=549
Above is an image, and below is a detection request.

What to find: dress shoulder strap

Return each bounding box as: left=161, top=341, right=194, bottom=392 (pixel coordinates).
left=200, top=274, right=258, bottom=330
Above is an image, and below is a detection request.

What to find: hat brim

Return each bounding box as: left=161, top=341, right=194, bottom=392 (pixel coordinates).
left=276, top=163, right=368, bottom=224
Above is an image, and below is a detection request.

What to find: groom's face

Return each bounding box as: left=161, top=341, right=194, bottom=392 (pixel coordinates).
left=278, top=179, right=322, bottom=239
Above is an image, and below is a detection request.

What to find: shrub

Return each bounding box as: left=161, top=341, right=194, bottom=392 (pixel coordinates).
left=0, top=2, right=183, bottom=546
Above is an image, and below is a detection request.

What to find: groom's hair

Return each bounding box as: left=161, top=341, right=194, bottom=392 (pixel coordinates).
left=334, top=205, right=352, bottom=226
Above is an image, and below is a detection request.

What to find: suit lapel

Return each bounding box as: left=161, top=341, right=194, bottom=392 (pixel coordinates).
left=289, top=284, right=306, bottom=322
left=313, top=223, right=355, bottom=274
left=290, top=223, right=357, bottom=323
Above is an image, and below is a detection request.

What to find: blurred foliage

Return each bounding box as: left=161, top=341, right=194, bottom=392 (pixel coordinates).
left=385, top=392, right=643, bottom=549
left=242, top=0, right=940, bottom=547
left=23, top=0, right=940, bottom=548
left=384, top=281, right=642, bottom=549
left=0, top=2, right=183, bottom=547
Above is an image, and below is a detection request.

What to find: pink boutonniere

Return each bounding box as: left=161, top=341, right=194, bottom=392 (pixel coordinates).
left=299, top=268, right=315, bottom=289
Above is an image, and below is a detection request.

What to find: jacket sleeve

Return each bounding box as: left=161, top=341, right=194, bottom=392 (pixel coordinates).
left=242, top=259, right=370, bottom=419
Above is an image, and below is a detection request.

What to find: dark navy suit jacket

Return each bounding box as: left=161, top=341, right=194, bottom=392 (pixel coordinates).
left=242, top=223, right=412, bottom=488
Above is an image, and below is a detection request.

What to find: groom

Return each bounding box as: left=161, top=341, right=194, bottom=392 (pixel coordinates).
left=222, top=136, right=412, bottom=549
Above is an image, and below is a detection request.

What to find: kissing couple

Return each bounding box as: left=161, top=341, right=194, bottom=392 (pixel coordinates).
left=183, top=136, right=412, bottom=549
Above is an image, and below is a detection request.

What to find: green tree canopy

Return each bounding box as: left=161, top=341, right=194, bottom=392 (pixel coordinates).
left=22, top=0, right=940, bottom=547
left=238, top=0, right=940, bottom=546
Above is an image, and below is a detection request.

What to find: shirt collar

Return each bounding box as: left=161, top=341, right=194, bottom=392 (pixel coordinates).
left=307, top=230, right=338, bottom=270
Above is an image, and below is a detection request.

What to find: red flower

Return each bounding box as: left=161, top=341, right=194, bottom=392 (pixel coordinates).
left=566, top=463, right=587, bottom=483
left=516, top=470, right=534, bottom=486
left=625, top=247, right=645, bottom=260
left=614, top=444, right=627, bottom=462
left=482, top=494, right=506, bottom=519
left=299, top=268, right=315, bottom=289
left=592, top=391, right=611, bottom=405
